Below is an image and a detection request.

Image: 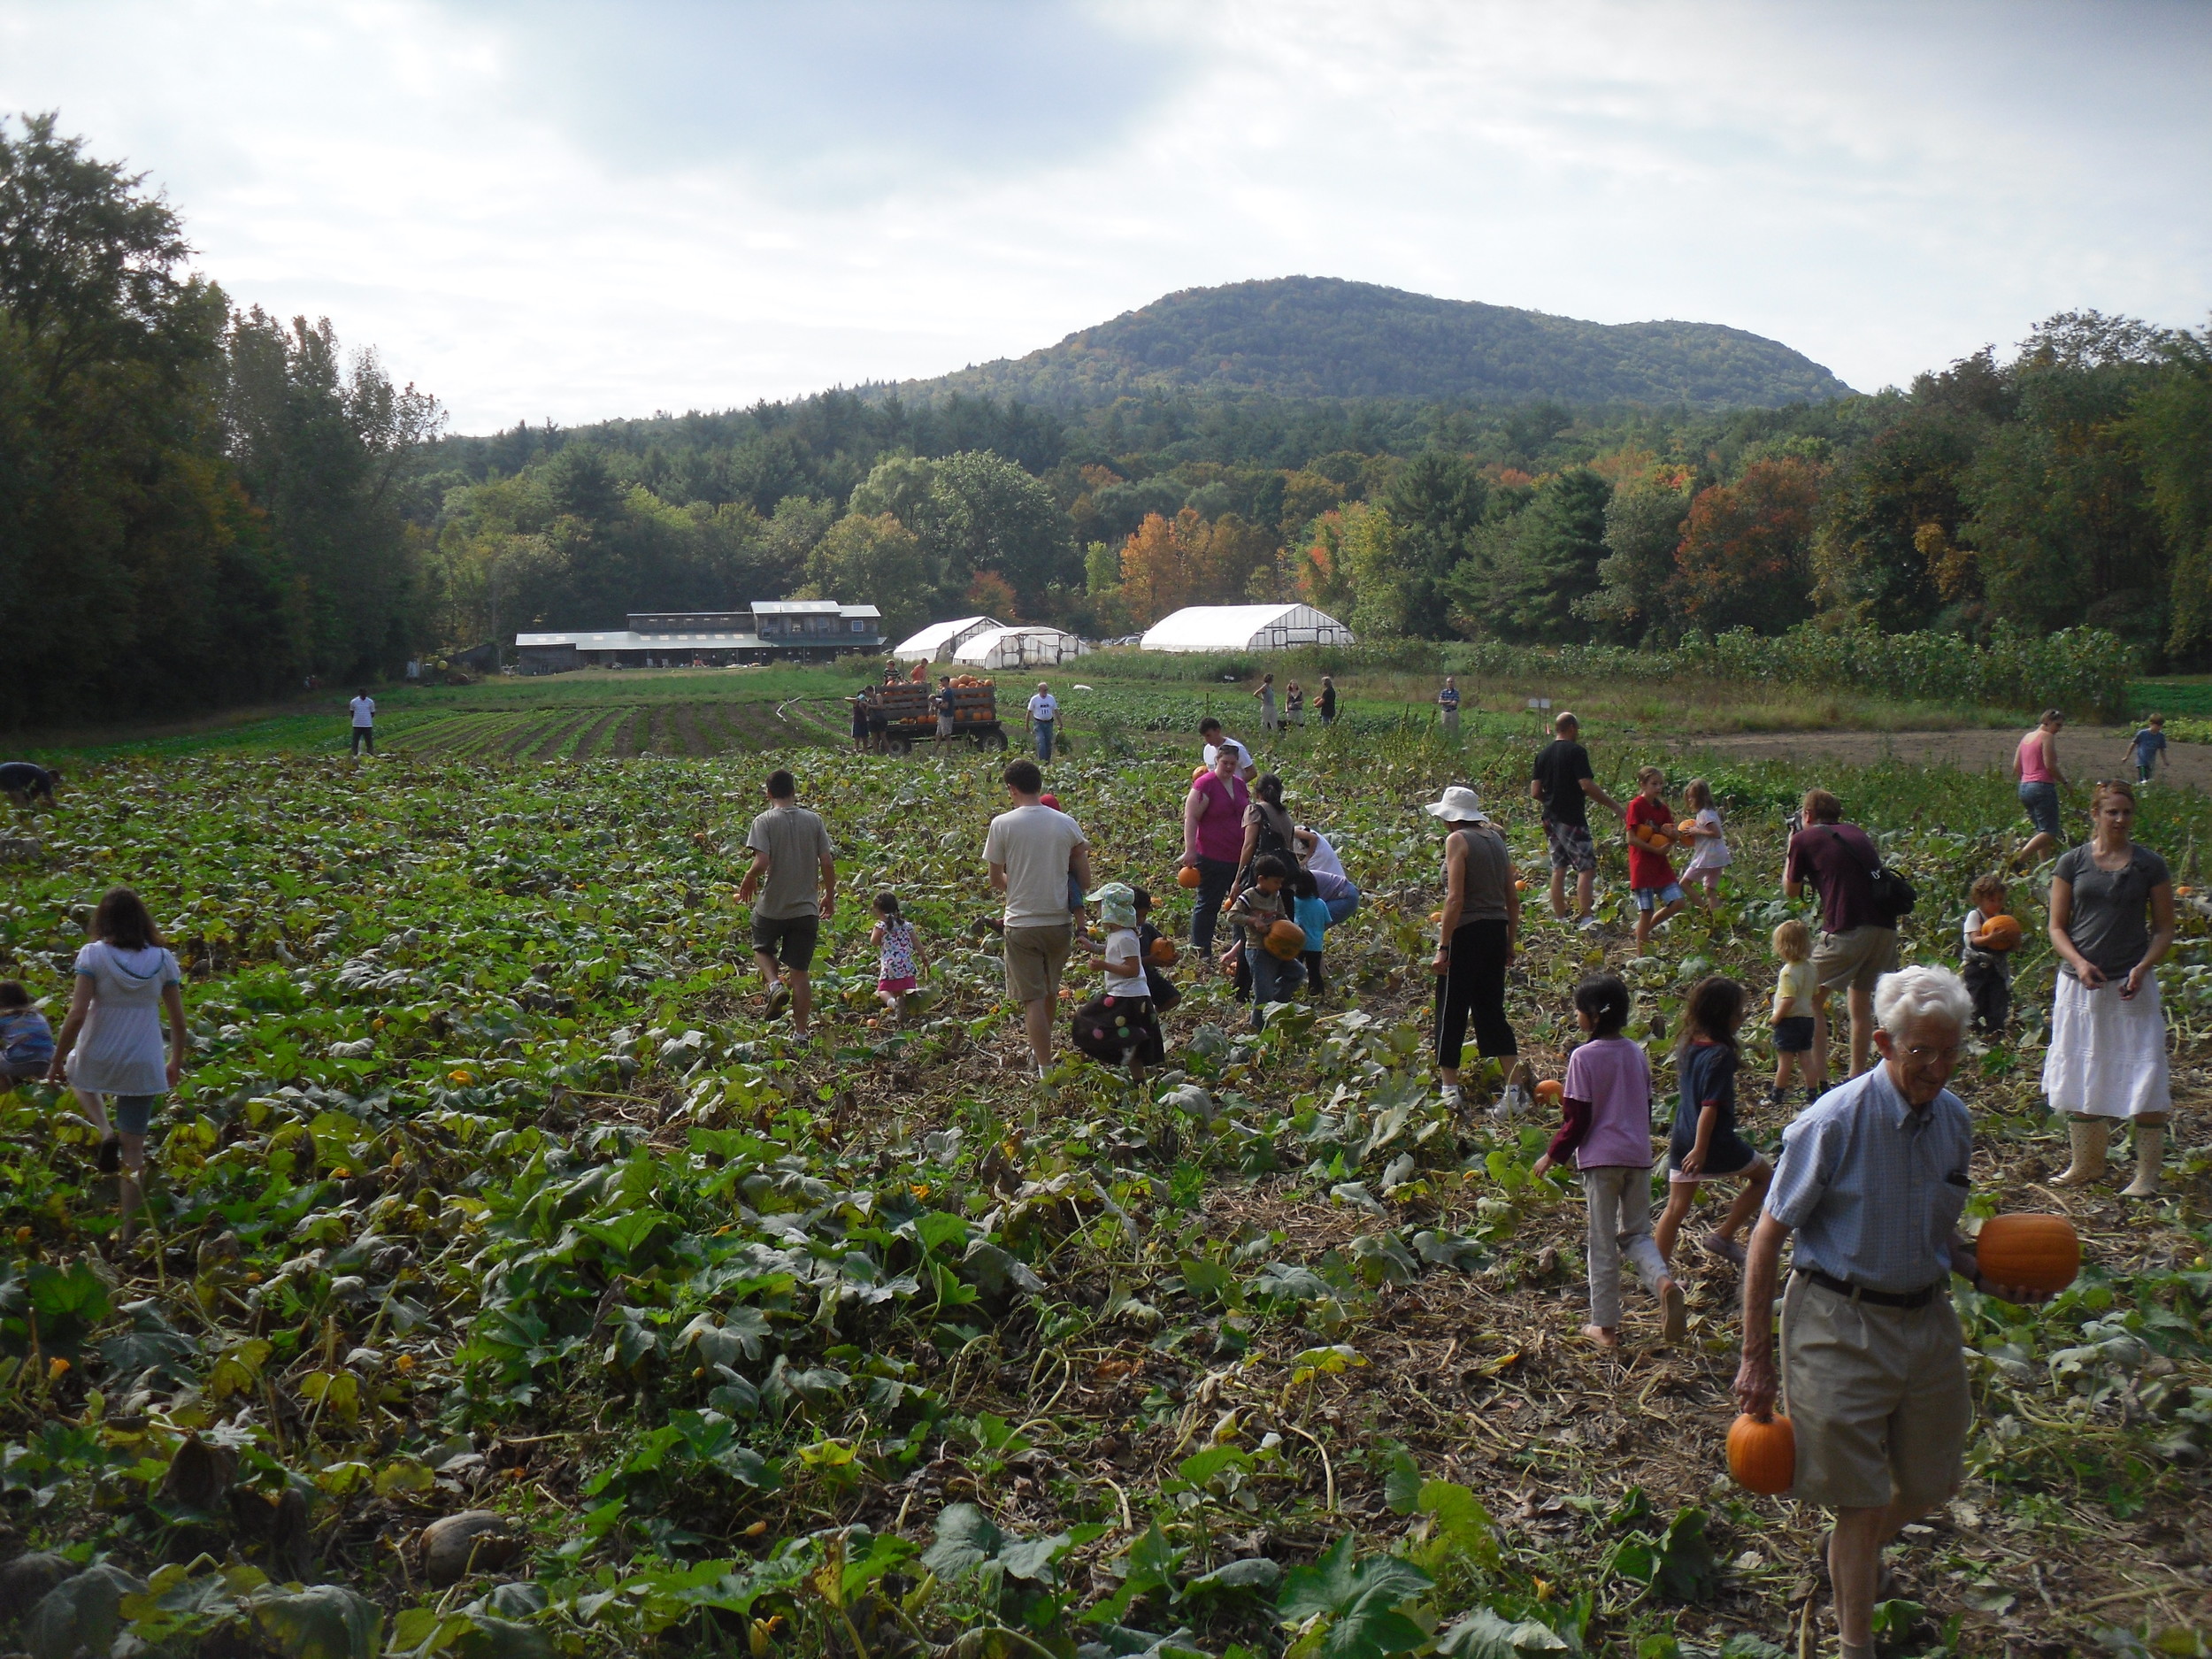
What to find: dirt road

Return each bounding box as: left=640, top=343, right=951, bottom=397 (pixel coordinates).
left=1673, top=723, right=2210, bottom=793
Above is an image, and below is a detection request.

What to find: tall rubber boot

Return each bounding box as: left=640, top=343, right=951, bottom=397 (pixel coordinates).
left=2052, top=1117, right=2108, bottom=1187
left=2122, top=1121, right=2165, bottom=1199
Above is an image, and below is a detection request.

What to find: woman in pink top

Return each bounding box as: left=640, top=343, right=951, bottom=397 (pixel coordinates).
left=1180, top=749, right=1249, bottom=963
left=1532, top=973, right=1687, bottom=1348
left=2011, top=707, right=2068, bottom=870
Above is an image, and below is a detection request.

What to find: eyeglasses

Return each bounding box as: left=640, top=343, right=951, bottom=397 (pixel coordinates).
left=1901, top=1044, right=1960, bottom=1064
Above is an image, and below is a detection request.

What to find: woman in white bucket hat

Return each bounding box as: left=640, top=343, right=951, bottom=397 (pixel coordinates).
left=1428, top=786, right=1535, bottom=1117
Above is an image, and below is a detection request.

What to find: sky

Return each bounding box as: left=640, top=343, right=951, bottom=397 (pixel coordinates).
left=6, top=0, right=2208, bottom=432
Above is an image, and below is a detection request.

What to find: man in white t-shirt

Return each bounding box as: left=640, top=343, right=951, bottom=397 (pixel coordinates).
left=1026, top=682, right=1059, bottom=763
left=1197, top=717, right=1255, bottom=780
left=348, top=689, right=376, bottom=757
left=984, top=757, right=1091, bottom=1076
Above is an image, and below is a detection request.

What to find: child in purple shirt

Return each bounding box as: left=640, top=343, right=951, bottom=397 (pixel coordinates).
left=1533, top=973, right=1687, bottom=1348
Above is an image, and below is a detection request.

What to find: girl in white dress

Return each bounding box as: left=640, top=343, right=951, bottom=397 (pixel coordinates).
left=45, top=888, right=185, bottom=1235
left=1677, top=778, right=1731, bottom=910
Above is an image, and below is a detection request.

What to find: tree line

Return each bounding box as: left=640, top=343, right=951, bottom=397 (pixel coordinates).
left=10, top=111, right=2209, bottom=737
left=0, top=115, right=440, bottom=729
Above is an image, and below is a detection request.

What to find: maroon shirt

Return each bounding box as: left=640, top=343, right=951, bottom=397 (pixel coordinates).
left=1784, top=823, right=1886, bottom=934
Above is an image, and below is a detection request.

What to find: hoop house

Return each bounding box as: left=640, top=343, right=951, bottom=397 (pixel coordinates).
left=952, top=626, right=1091, bottom=670
left=890, top=615, right=1004, bottom=663
left=1139, top=603, right=1356, bottom=653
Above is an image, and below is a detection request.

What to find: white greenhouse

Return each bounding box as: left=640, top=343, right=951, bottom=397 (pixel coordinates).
left=1138, top=603, right=1356, bottom=653
left=890, top=615, right=1004, bottom=663
left=952, top=626, right=1091, bottom=671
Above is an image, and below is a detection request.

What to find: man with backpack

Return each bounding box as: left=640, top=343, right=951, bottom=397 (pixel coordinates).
left=1785, top=789, right=1913, bottom=1081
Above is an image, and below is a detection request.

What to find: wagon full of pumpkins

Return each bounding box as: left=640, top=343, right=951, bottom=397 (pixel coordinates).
left=860, top=678, right=1005, bottom=756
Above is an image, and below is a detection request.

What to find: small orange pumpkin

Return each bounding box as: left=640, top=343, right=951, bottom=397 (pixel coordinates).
left=1978, top=914, right=2024, bottom=952
left=1264, top=918, right=1309, bottom=960
left=1177, top=865, right=1202, bottom=889
left=1677, top=818, right=1701, bottom=837
left=1975, top=1213, right=2079, bottom=1295
left=1727, top=1412, right=1794, bottom=1494
left=1148, top=937, right=1178, bottom=966
left=1535, top=1079, right=1564, bottom=1102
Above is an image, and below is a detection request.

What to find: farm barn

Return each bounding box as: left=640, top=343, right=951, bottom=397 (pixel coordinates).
left=951, top=625, right=1090, bottom=671
left=515, top=601, right=883, bottom=671
left=1138, top=602, right=1356, bottom=653
left=889, top=615, right=1004, bottom=663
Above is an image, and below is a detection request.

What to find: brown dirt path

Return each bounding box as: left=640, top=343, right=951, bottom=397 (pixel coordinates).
left=1672, top=723, right=2212, bottom=792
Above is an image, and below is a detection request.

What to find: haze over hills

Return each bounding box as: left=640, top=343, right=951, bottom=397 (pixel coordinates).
left=885, top=276, right=1855, bottom=411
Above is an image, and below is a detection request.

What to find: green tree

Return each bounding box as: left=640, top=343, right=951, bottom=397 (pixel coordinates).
left=1460, top=467, right=1611, bottom=641
left=2125, top=326, right=2212, bottom=664
left=1580, top=473, right=1689, bottom=642
left=803, top=512, right=931, bottom=641
left=1379, top=449, right=1488, bottom=636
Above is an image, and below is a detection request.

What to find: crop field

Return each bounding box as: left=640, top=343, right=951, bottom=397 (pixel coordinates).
left=1, top=729, right=2211, bottom=1659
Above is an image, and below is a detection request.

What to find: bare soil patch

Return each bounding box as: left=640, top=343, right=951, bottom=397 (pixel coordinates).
left=1675, top=725, right=2212, bottom=793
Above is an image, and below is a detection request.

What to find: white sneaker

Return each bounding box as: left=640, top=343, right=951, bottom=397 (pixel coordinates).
left=1440, top=1084, right=1464, bottom=1110
left=1492, top=1083, right=1532, bottom=1120
left=1577, top=916, right=1602, bottom=933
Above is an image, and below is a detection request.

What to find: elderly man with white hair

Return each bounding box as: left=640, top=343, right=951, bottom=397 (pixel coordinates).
left=1733, top=965, right=2052, bottom=1659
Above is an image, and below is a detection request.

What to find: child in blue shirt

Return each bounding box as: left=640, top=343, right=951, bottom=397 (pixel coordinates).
left=1290, top=869, right=1333, bottom=996
left=0, top=981, right=55, bottom=1082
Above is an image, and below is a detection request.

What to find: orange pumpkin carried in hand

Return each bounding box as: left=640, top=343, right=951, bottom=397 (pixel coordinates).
left=1727, top=1412, right=1794, bottom=1494
left=1977, top=914, right=2024, bottom=952
left=1974, top=1214, right=2079, bottom=1295
left=1177, top=865, right=1202, bottom=889
left=1148, top=937, right=1179, bottom=967
left=1263, top=918, right=1309, bottom=961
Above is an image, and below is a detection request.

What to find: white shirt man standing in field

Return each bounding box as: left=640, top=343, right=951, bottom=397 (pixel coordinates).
left=1733, top=966, right=2052, bottom=1659
left=985, top=757, right=1090, bottom=1078
left=348, top=689, right=376, bottom=757
left=737, top=769, right=836, bottom=1040
left=1026, top=682, right=1058, bottom=763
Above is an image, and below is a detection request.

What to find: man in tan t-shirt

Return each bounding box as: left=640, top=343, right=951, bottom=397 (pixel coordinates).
left=984, top=758, right=1090, bottom=1078
left=737, top=769, right=835, bottom=1038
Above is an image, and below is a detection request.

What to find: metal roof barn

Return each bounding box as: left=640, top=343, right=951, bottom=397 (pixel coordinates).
left=1138, top=603, right=1356, bottom=653
left=890, top=615, right=1004, bottom=662
left=951, top=626, right=1091, bottom=670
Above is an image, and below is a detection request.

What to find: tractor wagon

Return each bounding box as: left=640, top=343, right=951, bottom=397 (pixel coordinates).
left=856, top=678, right=1005, bottom=756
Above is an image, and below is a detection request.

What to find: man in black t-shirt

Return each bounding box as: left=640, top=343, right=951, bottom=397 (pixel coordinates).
left=1528, top=711, right=1624, bottom=931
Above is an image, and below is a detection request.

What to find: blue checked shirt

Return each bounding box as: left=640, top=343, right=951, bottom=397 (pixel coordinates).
left=1764, top=1065, right=1974, bottom=1294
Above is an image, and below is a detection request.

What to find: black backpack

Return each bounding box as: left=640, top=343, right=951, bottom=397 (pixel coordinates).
left=1828, top=826, right=1916, bottom=925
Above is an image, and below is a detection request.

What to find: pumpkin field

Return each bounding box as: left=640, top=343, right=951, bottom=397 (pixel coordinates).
left=2, top=714, right=2210, bottom=1659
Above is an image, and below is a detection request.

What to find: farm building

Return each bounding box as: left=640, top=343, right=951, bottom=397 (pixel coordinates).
left=1138, top=603, right=1355, bottom=653
left=514, top=601, right=883, bottom=672
left=952, top=626, right=1090, bottom=671
left=890, top=615, right=1005, bottom=663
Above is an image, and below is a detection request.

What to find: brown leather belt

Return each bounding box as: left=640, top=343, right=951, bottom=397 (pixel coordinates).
left=1797, top=1268, right=1939, bottom=1310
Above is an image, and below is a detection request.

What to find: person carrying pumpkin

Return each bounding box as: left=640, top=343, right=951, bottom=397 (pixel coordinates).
left=1624, top=766, right=1687, bottom=953
left=1221, top=853, right=1303, bottom=1029
left=1733, top=966, right=2055, bottom=1659
left=1957, top=872, right=2016, bottom=1033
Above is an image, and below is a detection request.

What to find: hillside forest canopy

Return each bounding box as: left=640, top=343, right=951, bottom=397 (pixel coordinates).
left=5, top=112, right=2212, bottom=733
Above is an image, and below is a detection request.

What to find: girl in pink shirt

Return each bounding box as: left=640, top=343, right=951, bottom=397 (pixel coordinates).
left=1533, top=974, right=1687, bottom=1348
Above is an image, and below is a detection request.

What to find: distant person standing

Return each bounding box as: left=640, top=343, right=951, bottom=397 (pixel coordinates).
left=1530, top=711, right=1625, bottom=933
left=849, top=695, right=872, bottom=752
left=404, top=657, right=421, bottom=685
left=737, top=770, right=837, bottom=1040
left=1285, top=680, right=1305, bottom=731
left=348, top=689, right=376, bottom=756
left=985, top=759, right=1092, bottom=1077
left=2009, top=708, right=2067, bottom=870
left=1436, top=676, right=1462, bottom=741
left=933, top=676, right=958, bottom=748
left=2121, top=713, right=2167, bottom=785
left=1026, top=681, right=1058, bottom=763
left=0, top=762, right=63, bottom=807
left=1255, top=672, right=1279, bottom=736
left=1317, top=676, right=1338, bottom=728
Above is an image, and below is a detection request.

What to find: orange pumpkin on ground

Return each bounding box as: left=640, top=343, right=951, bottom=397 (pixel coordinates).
left=1535, top=1079, right=1564, bottom=1102
left=1177, top=865, right=1202, bottom=889
left=1727, top=1412, right=1795, bottom=1494
left=1977, top=914, right=2024, bottom=952
left=1974, top=1214, right=2079, bottom=1295
left=1263, top=919, right=1309, bottom=960
left=1148, top=937, right=1178, bottom=966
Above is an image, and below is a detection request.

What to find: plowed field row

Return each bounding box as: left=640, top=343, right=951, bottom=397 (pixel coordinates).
left=387, top=701, right=840, bottom=762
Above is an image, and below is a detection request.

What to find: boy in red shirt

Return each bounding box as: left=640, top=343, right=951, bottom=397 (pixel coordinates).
left=1626, top=766, right=1686, bottom=953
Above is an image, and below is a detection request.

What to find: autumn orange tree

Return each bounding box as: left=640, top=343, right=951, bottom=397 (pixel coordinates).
left=1671, top=456, right=1826, bottom=634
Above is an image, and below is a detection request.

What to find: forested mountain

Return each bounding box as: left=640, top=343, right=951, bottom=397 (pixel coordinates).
left=883, top=278, right=1855, bottom=411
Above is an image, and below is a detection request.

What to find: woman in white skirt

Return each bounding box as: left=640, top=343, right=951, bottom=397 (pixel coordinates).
left=2047, top=781, right=2177, bottom=1195
left=44, top=888, right=186, bottom=1236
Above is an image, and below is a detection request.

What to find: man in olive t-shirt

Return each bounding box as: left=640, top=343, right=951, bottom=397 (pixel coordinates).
left=738, top=770, right=836, bottom=1037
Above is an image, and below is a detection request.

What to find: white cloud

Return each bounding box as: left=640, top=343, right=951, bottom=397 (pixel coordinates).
left=4, top=0, right=2205, bottom=427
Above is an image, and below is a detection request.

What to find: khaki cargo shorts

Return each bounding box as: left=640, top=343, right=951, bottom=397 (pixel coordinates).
left=1781, top=1271, right=1972, bottom=1510
left=1002, top=923, right=1073, bottom=1006
left=1811, top=924, right=1899, bottom=998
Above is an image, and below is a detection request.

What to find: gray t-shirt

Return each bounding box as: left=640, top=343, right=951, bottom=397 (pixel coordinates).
left=2055, top=841, right=2170, bottom=979
left=983, top=803, right=1088, bottom=927
left=1447, top=824, right=1515, bottom=925
left=745, top=805, right=833, bottom=920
